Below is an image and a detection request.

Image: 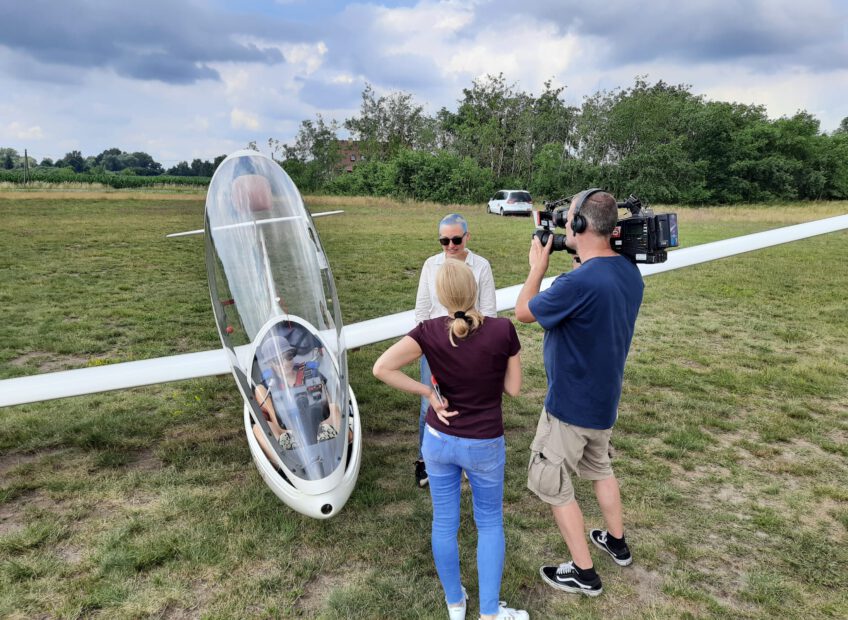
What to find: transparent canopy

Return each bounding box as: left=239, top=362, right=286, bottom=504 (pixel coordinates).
left=205, top=151, right=348, bottom=482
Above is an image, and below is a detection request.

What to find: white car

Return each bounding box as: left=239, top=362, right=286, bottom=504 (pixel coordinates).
left=487, top=190, right=533, bottom=216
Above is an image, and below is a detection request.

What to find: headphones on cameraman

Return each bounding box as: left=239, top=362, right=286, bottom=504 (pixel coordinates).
left=570, top=188, right=604, bottom=234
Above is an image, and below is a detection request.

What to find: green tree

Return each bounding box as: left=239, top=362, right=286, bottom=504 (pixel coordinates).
left=344, top=84, right=435, bottom=160
left=57, top=150, right=86, bottom=172
left=167, top=161, right=193, bottom=176
left=96, top=147, right=125, bottom=171
left=276, top=114, right=341, bottom=191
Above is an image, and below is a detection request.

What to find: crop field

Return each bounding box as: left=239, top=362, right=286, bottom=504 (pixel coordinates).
left=0, top=189, right=846, bottom=619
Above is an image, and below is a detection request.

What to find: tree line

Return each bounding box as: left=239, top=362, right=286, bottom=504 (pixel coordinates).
left=276, top=77, right=848, bottom=205
left=0, top=147, right=225, bottom=178
left=4, top=76, right=847, bottom=203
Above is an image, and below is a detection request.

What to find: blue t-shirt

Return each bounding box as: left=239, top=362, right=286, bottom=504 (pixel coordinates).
left=528, top=255, right=644, bottom=430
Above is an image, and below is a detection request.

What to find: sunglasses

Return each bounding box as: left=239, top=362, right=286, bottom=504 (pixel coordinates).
left=439, top=235, right=466, bottom=246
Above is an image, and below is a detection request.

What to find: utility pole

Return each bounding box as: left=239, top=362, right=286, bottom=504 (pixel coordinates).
left=24, top=148, right=30, bottom=185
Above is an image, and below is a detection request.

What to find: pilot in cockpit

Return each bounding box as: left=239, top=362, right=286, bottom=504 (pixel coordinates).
left=251, top=331, right=342, bottom=460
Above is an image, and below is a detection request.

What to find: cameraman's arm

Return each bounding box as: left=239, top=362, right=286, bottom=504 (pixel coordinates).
left=515, top=236, right=551, bottom=323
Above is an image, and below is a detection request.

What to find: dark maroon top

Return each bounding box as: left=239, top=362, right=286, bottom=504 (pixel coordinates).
left=408, top=317, right=521, bottom=439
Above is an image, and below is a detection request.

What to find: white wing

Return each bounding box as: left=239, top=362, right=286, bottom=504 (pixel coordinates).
left=2, top=214, right=846, bottom=407
left=0, top=347, right=262, bottom=408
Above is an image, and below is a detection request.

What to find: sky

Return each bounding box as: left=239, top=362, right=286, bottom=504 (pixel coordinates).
left=1, top=0, right=846, bottom=166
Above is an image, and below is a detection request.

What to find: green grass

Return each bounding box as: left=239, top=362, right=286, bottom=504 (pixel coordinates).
left=0, top=191, right=846, bottom=619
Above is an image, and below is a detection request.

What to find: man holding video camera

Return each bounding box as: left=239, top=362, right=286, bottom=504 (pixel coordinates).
left=515, top=189, right=644, bottom=597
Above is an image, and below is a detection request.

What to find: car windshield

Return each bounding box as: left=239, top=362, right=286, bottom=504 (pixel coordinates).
left=510, top=191, right=532, bottom=202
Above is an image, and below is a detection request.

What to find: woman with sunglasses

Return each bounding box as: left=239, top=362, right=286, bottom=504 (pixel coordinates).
left=414, top=213, right=497, bottom=488
left=375, top=260, right=528, bottom=620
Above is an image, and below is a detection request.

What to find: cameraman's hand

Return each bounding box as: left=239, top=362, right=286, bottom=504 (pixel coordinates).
left=529, top=234, right=552, bottom=275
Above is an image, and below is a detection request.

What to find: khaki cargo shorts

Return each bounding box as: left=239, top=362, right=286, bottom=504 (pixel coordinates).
left=527, top=409, right=614, bottom=506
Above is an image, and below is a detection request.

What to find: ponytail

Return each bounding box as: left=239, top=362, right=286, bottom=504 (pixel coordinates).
left=448, top=309, right=484, bottom=347
left=435, top=261, right=485, bottom=347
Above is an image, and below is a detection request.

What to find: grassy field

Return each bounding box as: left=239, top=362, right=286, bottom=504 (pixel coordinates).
left=0, top=190, right=846, bottom=619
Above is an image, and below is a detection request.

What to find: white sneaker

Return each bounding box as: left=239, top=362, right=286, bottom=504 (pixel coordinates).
left=447, top=586, right=467, bottom=620
left=487, top=601, right=529, bottom=620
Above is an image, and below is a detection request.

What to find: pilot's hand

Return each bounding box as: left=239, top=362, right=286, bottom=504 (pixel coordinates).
left=529, top=234, right=552, bottom=274
left=428, top=391, right=459, bottom=426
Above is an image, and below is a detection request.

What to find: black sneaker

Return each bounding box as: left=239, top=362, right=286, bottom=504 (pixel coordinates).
left=589, top=529, right=632, bottom=566
left=414, top=460, right=429, bottom=487
left=539, top=561, right=602, bottom=596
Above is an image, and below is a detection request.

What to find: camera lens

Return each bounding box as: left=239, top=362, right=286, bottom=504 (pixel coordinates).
left=551, top=235, right=568, bottom=252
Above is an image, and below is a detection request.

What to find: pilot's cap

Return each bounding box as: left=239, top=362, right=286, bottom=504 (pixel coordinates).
left=259, top=334, right=295, bottom=365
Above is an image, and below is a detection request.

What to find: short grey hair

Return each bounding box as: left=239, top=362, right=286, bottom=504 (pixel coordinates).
left=438, top=213, right=468, bottom=234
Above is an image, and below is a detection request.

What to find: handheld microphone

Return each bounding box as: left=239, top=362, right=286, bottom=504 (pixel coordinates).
left=430, top=375, right=445, bottom=406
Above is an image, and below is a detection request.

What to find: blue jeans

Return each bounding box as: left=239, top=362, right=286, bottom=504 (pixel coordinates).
left=418, top=356, right=431, bottom=460
left=422, top=425, right=506, bottom=616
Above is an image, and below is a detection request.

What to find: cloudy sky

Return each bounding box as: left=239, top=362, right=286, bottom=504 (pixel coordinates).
left=1, top=0, right=846, bottom=166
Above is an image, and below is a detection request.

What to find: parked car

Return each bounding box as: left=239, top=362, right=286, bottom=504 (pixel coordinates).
left=487, top=190, right=533, bottom=216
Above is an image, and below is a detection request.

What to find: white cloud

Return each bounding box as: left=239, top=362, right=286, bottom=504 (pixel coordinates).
left=375, top=1, right=474, bottom=35
left=221, top=68, right=253, bottom=96
left=231, top=107, right=261, bottom=130
left=189, top=116, right=210, bottom=132
left=282, top=41, right=327, bottom=75
left=330, top=73, right=356, bottom=85
left=2, top=121, right=44, bottom=140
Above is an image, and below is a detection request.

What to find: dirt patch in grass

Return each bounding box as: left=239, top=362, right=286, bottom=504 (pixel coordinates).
left=56, top=544, right=85, bottom=564
left=799, top=497, right=845, bottom=534
left=297, top=561, right=370, bottom=616
left=0, top=492, right=63, bottom=535
left=127, top=449, right=163, bottom=472
left=711, top=484, right=748, bottom=505
left=0, top=508, right=25, bottom=536
left=624, top=564, right=665, bottom=608
left=9, top=351, right=115, bottom=373
left=8, top=351, right=51, bottom=367
left=378, top=499, right=415, bottom=518
left=156, top=579, right=216, bottom=620
left=0, top=450, right=61, bottom=478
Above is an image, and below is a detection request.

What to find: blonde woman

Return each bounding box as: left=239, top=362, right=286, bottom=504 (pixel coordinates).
left=373, top=261, right=527, bottom=620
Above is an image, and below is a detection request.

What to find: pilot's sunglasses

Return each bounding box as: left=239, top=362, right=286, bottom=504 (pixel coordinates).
left=439, top=235, right=466, bottom=246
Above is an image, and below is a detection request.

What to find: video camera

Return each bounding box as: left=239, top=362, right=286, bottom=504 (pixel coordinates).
left=532, top=192, right=678, bottom=264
